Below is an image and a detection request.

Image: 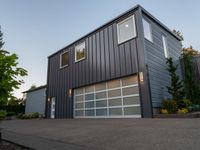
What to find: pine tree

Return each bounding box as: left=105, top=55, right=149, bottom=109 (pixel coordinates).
left=0, top=26, right=4, bottom=49
left=166, top=57, right=184, bottom=102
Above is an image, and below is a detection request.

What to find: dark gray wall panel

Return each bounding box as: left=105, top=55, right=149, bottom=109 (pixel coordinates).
left=143, top=13, right=182, bottom=108
left=47, top=9, right=143, bottom=118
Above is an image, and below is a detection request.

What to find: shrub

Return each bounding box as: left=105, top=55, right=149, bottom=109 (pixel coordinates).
left=177, top=108, right=188, bottom=114
left=19, top=112, right=40, bottom=119
left=161, top=109, right=168, bottom=114
left=0, top=110, right=7, bottom=120
left=6, top=112, right=16, bottom=117
left=178, top=99, right=192, bottom=109
left=162, top=99, right=178, bottom=114
left=190, top=104, right=200, bottom=111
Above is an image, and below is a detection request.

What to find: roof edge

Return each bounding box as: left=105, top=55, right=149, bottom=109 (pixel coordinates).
left=48, top=4, right=181, bottom=58
left=22, top=85, right=47, bottom=93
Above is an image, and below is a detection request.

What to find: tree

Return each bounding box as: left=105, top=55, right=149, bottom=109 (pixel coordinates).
left=182, top=46, right=200, bottom=104
left=29, top=84, right=37, bottom=90
left=166, top=57, right=184, bottom=102
left=0, top=27, right=28, bottom=105
left=173, top=29, right=184, bottom=41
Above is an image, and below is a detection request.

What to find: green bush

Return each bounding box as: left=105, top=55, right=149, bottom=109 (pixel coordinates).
left=189, top=104, right=200, bottom=112
left=19, top=112, right=40, bottom=119
left=6, top=111, right=16, bottom=117
left=162, top=99, right=178, bottom=114
left=178, top=99, right=192, bottom=109
left=0, top=110, right=7, bottom=120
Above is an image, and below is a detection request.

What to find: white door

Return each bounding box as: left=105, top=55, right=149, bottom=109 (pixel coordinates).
left=74, top=75, right=141, bottom=118
left=51, top=97, right=55, bottom=119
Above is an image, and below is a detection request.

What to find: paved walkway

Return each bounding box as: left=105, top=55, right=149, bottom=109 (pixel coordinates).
left=1, top=119, right=200, bottom=150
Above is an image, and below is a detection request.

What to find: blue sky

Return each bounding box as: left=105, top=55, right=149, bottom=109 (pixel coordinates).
left=0, top=0, right=200, bottom=98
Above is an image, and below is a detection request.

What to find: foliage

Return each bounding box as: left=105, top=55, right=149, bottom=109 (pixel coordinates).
left=181, top=47, right=200, bottom=104
left=6, top=111, right=16, bottom=117
left=162, top=99, right=178, bottom=114
left=29, top=84, right=37, bottom=90
left=160, top=109, right=168, bottom=114
left=0, top=105, right=25, bottom=114
left=172, top=29, right=184, bottom=41
left=178, top=99, right=192, bottom=109
left=0, top=27, right=28, bottom=105
left=188, top=104, right=200, bottom=112
left=166, top=57, right=184, bottom=102
left=19, top=112, right=40, bottom=119
left=0, top=110, right=7, bottom=120
left=177, top=108, right=188, bottom=114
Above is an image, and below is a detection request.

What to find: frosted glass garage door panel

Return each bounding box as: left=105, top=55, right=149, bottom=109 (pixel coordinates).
left=96, top=109, right=107, bottom=116
left=109, top=108, right=122, bottom=116
left=124, top=107, right=141, bottom=115
left=122, top=76, right=138, bottom=86
left=123, top=96, right=140, bottom=105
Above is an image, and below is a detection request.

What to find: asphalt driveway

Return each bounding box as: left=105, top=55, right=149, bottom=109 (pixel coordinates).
left=0, top=118, right=200, bottom=150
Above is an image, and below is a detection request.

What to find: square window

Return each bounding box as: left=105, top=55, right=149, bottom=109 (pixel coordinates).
left=60, top=51, right=69, bottom=68
left=75, top=42, right=86, bottom=62
left=117, top=15, right=136, bottom=44
left=142, top=18, right=153, bottom=42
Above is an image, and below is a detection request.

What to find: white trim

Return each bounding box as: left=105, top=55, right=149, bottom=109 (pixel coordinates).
left=117, top=15, right=137, bottom=44
left=75, top=41, right=86, bottom=63
left=142, top=18, right=153, bottom=43
left=75, top=115, right=141, bottom=119
left=60, top=51, right=69, bottom=69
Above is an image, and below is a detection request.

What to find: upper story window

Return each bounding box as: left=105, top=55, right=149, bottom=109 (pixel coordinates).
left=60, top=51, right=69, bottom=68
left=162, top=35, right=169, bottom=58
left=75, top=42, right=86, bottom=62
left=117, top=15, right=136, bottom=44
left=142, top=18, right=153, bottom=42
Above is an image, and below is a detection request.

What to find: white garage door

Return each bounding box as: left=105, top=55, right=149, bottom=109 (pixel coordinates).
left=73, top=75, right=141, bottom=118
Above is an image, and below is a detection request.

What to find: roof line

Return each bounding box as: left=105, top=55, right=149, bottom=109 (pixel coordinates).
left=48, top=4, right=181, bottom=58
left=22, top=85, right=46, bottom=93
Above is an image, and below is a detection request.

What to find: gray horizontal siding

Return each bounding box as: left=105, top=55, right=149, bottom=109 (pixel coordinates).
left=143, top=14, right=182, bottom=107
left=47, top=13, right=139, bottom=118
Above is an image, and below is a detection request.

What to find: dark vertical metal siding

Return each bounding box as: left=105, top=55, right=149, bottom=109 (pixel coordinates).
left=47, top=11, right=141, bottom=118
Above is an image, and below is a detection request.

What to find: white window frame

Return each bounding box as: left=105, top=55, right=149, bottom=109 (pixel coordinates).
left=117, top=15, right=137, bottom=44
left=75, top=41, right=86, bottom=63
left=142, top=18, right=153, bottom=42
left=60, top=51, right=69, bottom=68
left=162, top=35, right=169, bottom=58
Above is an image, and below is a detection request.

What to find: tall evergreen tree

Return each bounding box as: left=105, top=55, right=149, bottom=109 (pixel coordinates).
left=166, top=57, right=184, bottom=102
left=182, top=47, right=200, bottom=104
left=0, top=26, right=4, bottom=49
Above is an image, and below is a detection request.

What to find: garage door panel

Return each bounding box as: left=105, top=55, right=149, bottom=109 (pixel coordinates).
left=74, top=75, right=141, bottom=118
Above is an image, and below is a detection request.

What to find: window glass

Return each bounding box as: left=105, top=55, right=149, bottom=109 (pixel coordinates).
left=96, top=92, right=106, bottom=99
left=108, top=89, right=121, bottom=97
left=109, top=108, right=122, bottom=115
left=96, top=109, right=107, bottom=116
left=85, top=85, right=94, bottom=93
left=75, top=95, right=84, bottom=102
left=75, top=42, right=86, bottom=62
left=124, top=106, right=141, bottom=115
left=75, top=103, right=84, bottom=109
left=123, top=96, right=140, bottom=105
left=95, top=83, right=106, bottom=91
left=96, top=100, right=107, bottom=107
left=122, top=87, right=139, bottom=96
left=85, top=101, right=94, bottom=108
left=75, top=110, right=84, bottom=116
left=122, top=76, right=138, bottom=86
left=162, top=35, right=169, bottom=58
left=85, top=93, right=95, bottom=101
left=107, top=79, right=120, bottom=89
left=143, top=18, right=153, bottom=42
left=108, top=98, right=122, bottom=106
left=85, top=109, right=95, bottom=116
left=60, top=51, right=69, bottom=68
left=117, top=15, right=136, bottom=44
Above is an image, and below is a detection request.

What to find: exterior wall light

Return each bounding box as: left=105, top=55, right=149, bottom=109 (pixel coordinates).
left=139, top=72, right=144, bottom=82
left=48, top=97, right=51, bottom=102
left=68, top=89, right=72, bottom=97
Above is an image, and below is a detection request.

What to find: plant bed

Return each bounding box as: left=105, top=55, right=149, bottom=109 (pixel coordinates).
left=154, top=111, right=200, bottom=118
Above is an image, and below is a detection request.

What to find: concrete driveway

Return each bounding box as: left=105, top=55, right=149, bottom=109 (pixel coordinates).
left=0, top=118, right=200, bottom=150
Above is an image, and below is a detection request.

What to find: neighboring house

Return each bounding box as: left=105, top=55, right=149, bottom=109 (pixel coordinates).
left=23, top=85, right=46, bottom=116
left=46, top=5, right=182, bottom=119
left=193, top=55, right=200, bottom=84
